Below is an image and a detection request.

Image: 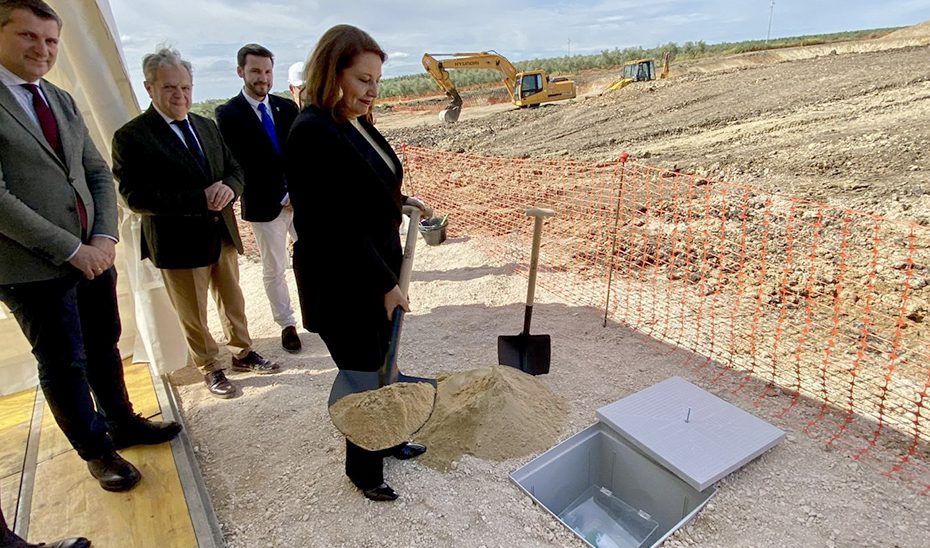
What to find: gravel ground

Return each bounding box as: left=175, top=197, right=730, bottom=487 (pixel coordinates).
left=171, top=233, right=929, bottom=548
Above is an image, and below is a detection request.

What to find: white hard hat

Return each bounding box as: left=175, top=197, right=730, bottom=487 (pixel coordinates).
left=288, top=61, right=305, bottom=86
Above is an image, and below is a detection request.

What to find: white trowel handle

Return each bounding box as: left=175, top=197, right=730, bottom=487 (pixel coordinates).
left=524, top=207, right=556, bottom=322
left=400, top=204, right=431, bottom=294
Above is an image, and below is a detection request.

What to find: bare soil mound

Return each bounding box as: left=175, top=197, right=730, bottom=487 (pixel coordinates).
left=415, top=365, right=567, bottom=469
left=382, top=40, right=930, bottom=224
left=885, top=19, right=930, bottom=40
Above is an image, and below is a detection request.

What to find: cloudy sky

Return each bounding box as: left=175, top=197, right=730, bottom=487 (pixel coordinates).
left=108, top=0, right=930, bottom=103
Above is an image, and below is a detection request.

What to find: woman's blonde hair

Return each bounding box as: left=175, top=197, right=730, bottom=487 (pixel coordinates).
left=301, top=24, right=386, bottom=124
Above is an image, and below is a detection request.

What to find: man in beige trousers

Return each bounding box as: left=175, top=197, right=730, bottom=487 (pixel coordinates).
left=113, top=47, right=281, bottom=398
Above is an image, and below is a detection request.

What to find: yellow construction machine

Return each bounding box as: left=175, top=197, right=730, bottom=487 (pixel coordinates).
left=603, top=51, right=670, bottom=92
left=422, top=51, right=576, bottom=122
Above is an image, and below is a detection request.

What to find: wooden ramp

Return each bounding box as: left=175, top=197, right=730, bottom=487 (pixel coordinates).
left=0, top=361, right=223, bottom=548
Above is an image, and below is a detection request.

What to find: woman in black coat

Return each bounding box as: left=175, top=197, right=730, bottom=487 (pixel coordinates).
left=284, top=24, right=427, bottom=502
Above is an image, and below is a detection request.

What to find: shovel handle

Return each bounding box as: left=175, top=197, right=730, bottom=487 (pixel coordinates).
left=523, top=208, right=555, bottom=333
left=380, top=307, right=405, bottom=386
left=380, top=203, right=429, bottom=387
left=399, top=204, right=429, bottom=294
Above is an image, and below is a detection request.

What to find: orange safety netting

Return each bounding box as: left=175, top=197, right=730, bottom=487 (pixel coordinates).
left=400, top=144, right=930, bottom=493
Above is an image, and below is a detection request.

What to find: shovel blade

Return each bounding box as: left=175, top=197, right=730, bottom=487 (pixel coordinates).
left=328, top=371, right=438, bottom=451
left=497, top=333, right=551, bottom=375
left=327, top=370, right=437, bottom=408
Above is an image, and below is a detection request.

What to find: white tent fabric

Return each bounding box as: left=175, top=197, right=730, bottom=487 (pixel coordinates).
left=0, top=0, right=187, bottom=395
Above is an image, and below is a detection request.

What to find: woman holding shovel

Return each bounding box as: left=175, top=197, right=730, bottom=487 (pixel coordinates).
left=285, top=24, right=428, bottom=502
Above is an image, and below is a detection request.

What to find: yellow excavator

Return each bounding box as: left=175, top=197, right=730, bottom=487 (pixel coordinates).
left=422, top=51, right=576, bottom=123
left=603, top=51, right=670, bottom=92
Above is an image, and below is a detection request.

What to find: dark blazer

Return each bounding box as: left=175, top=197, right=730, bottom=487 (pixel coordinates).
left=112, top=106, right=244, bottom=269
left=215, top=92, right=298, bottom=222
left=285, top=106, right=405, bottom=334
left=0, top=79, right=118, bottom=284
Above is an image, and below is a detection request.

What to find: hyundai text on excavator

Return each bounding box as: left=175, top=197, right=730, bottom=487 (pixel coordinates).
left=422, top=51, right=576, bottom=123
left=602, top=51, right=670, bottom=93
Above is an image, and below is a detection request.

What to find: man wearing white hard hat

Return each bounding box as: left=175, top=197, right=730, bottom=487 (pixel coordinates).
left=287, top=61, right=304, bottom=107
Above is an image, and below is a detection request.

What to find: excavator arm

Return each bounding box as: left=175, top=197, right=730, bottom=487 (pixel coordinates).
left=422, top=52, right=519, bottom=122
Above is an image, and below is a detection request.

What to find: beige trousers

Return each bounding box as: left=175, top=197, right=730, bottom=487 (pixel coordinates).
left=160, top=241, right=252, bottom=374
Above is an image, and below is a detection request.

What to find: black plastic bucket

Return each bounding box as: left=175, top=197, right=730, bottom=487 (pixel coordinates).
left=418, top=216, right=447, bottom=246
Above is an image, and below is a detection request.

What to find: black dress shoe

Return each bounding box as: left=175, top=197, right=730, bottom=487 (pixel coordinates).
left=362, top=483, right=398, bottom=501
left=392, top=442, right=427, bottom=461
left=204, top=370, right=237, bottom=399
left=281, top=326, right=302, bottom=352
left=38, top=538, right=91, bottom=548
left=86, top=451, right=141, bottom=492
left=231, top=351, right=281, bottom=374
left=109, top=413, right=182, bottom=450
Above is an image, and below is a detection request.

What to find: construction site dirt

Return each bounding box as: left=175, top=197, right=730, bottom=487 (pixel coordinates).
left=183, top=25, right=930, bottom=548
left=380, top=29, right=930, bottom=226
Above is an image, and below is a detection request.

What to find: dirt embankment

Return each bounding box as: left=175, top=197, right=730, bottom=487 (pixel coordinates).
left=381, top=37, right=930, bottom=225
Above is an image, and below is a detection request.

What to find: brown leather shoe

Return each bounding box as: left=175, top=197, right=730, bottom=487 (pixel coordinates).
left=231, top=351, right=281, bottom=374
left=281, top=326, right=302, bottom=352
left=86, top=451, right=141, bottom=492
left=204, top=370, right=237, bottom=398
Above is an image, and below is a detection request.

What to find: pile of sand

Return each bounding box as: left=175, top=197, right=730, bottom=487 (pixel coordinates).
left=328, top=381, right=436, bottom=450
left=415, top=365, right=567, bottom=469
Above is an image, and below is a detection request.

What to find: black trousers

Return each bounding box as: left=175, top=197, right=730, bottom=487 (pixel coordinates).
left=0, top=502, right=19, bottom=548
left=0, top=482, right=25, bottom=548
left=319, top=309, right=395, bottom=490
left=0, top=509, right=22, bottom=548
left=0, top=267, right=133, bottom=460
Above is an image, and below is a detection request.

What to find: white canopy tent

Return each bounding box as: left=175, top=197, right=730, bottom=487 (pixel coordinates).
left=0, top=0, right=186, bottom=395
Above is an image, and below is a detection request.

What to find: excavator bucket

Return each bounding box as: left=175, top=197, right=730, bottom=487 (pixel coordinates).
left=440, top=105, right=461, bottom=123
left=603, top=77, right=632, bottom=93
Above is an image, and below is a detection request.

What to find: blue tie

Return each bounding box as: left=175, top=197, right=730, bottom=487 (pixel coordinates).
left=257, top=103, right=279, bottom=153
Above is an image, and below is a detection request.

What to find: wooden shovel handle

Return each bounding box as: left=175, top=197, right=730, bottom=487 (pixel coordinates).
left=526, top=207, right=555, bottom=218
left=523, top=207, right=556, bottom=323
left=381, top=203, right=430, bottom=387
left=399, top=204, right=429, bottom=294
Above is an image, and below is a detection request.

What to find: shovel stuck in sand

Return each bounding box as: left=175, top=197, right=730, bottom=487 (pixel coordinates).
left=498, top=207, right=556, bottom=376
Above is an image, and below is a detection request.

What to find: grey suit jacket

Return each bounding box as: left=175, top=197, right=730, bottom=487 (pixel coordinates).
left=0, top=78, right=118, bottom=284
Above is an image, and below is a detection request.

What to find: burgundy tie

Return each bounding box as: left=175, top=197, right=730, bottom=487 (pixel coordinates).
left=23, top=84, right=87, bottom=235
left=22, top=84, right=63, bottom=159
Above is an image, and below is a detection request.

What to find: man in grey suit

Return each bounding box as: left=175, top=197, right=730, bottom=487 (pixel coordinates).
left=0, top=0, right=181, bottom=505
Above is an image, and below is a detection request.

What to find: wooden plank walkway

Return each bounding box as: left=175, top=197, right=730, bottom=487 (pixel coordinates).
left=0, top=361, right=214, bottom=548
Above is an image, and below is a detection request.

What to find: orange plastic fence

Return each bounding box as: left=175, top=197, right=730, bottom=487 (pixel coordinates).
left=400, top=144, right=930, bottom=492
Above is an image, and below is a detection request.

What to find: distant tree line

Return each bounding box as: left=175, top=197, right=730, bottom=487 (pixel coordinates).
left=190, top=27, right=899, bottom=114
left=374, top=28, right=899, bottom=99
